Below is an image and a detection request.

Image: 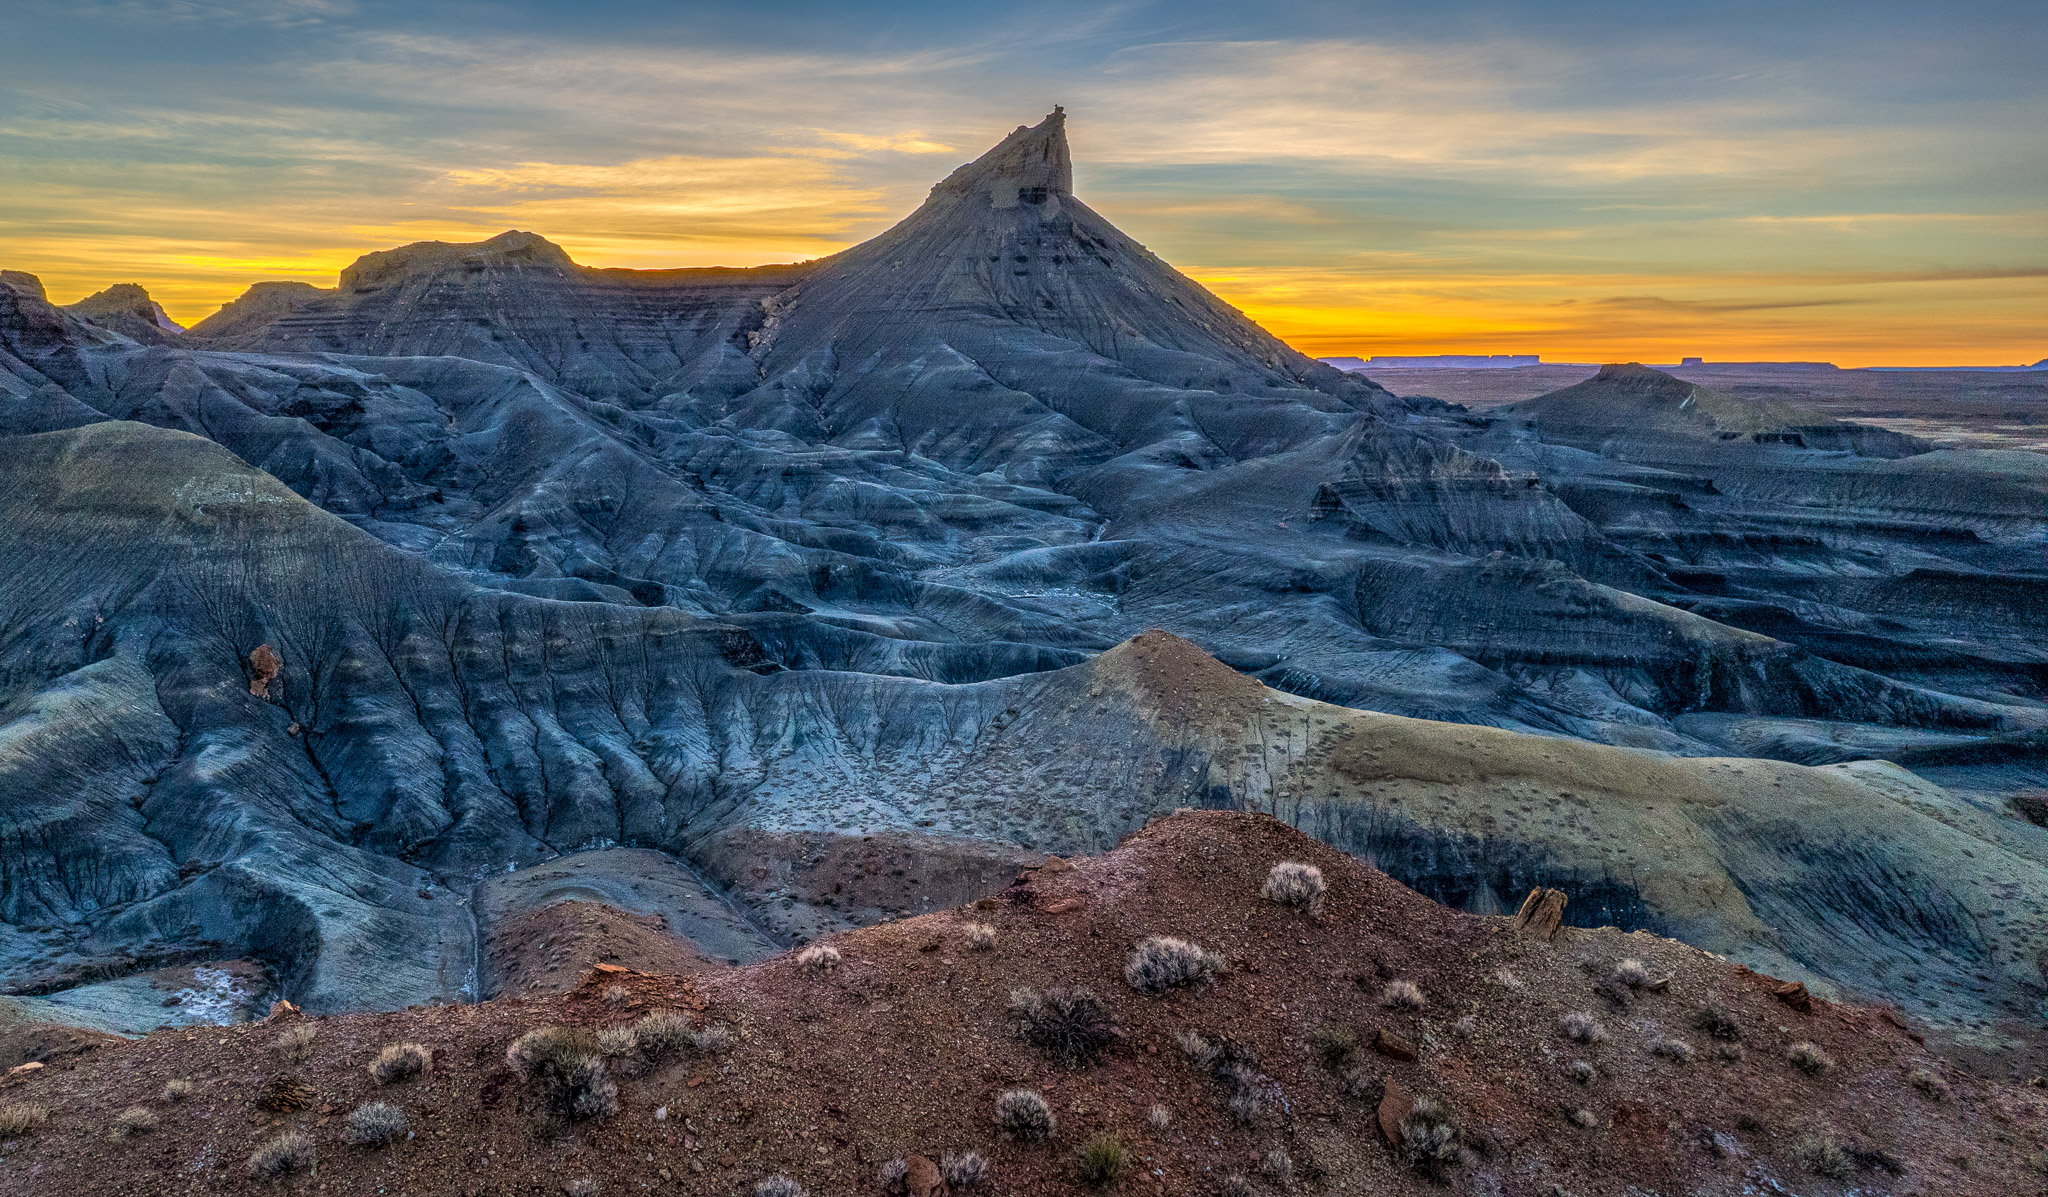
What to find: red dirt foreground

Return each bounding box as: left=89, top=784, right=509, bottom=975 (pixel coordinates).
left=1, top=811, right=2042, bottom=1195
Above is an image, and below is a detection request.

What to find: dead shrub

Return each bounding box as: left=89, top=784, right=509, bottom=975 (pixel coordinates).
left=1907, top=1067, right=1950, bottom=1100
left=506, top=1026, right=618, bottom=1120
left=1787, top=1041, right=1834, bottom=1076
left=274, top=1022, right=318, bottom=1062
left=248, top=1129, right=316, bottom=1177
left=257, top=1073, right=315, bottom=1112
left=112, top=1105, right=159, bottom=1140
left=1260, top=861, right=1326, bottom=916
left=1791, top=1133, right=1853, bottom=1179
left=1399, top=1096, right=1461, bottom=1180
left=162, top=1078, right=197, bottom=1102
left=369, top=1041, right=431, bottom=1084
left=1261, top=1146, right=1293, bottom=1183
left=965, top=923, right=997, bottom=951
left=1693, top=1003, right=1740, bottom=1041
left=1559, top=1011, right=1606, bottom=1044
left=1009, top=985, right=1121, bottom=1066
left=1178, top=1030, right=1283, bottom=1125
left=1380, top=980, right=1426, bottom=1011
left=344, top=1100, right=408, bottom=1146
left=942, top=1150, right=989, bottom=1188
left=1125, top=936, right=1226, bottom=994
left=996, top=1088, right=1057, bottom=1141
left=1613, top=958, right=1651, bottom=989
left=753, top=1176, right=807, bottom=1197
left=1147, top=1104, right=1172, bottom=1128
left=1648, top=1036, right=1694, bottom=1064
left=796, top=944, right=840, bottom=972
left=1312, top=1022, right=1359, bottom=1070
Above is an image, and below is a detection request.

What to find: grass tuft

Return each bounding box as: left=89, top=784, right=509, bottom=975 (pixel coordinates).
left=0, top=1101, right=48, bottom=1140
left=1380, top=980, right=1426, bottom=1011
left=965, top=923, right=997, bottom=951
left=1311, top=1023, right=1358, bottom=1071
left=1791, top=1133, right=1853, bottom=1178
left=753, top=1176, right=807, bottom=1197
left=1073, top=1133, right=1128, bottom=1187
left=796, top=944, right=840, bottom=972
left=162, top=1078, right=197, bottom=1102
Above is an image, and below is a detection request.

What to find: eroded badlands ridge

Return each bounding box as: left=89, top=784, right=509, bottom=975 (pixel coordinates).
left=1, top=813, right=2042, bottom=1196
left=1, top=111, right=2044, bottom=1037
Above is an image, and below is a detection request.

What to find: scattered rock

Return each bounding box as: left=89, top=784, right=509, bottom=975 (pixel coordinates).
left=1373, top=1029, right=1420, bottom=1062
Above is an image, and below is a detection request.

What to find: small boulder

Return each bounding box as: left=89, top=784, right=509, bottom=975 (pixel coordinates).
left=1512, top=888, right=1568, bottom=941
left=905, top=1154, right=944, bottom=1196
left=1376, top=1080, right=1413, bottom=1144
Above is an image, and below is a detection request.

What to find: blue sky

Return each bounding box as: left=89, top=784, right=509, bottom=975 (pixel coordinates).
left=3, top=0, right=2042, bottom=362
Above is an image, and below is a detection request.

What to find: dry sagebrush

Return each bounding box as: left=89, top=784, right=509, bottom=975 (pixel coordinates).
left=1259, top=861, right=1326, bottom=915
left=248, top=1129, right=316, bottom=1177
left=506, top=1026, right=618, bottom=1119
left=369, top=1041, right=431, bottom=1084
left=996, top=1088, right=1058, bottom=1141
left=345, top=1100, right=409, bottom=1145
left=1125, top=936, right=1226, bottom=994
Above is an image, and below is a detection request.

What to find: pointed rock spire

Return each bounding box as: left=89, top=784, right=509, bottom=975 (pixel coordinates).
left=928, top=106, right=1072, bottom=209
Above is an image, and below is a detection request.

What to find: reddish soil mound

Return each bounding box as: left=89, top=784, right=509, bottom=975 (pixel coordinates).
left=0, top=812, right=2041, bottom=1195
left=485, top=900, right=727, bottom=997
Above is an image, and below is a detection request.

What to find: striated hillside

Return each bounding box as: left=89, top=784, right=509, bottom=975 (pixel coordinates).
left=0, top=812, right=2041, bottom=1196
left=1, top=110, right=2045, bottom=1053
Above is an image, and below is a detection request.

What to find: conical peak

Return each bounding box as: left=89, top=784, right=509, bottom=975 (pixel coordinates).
left=929, top=107, right=1072, bottom=209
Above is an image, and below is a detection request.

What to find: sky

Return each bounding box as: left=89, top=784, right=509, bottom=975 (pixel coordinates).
left=2, top=0, right=2043, bottom=366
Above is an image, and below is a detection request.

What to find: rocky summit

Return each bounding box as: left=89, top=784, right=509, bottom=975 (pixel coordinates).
left=0, top=106, right=2043, bottom=1100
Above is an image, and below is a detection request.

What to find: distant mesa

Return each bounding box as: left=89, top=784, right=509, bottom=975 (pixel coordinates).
left=1323, top=353, right=1541, bottom=370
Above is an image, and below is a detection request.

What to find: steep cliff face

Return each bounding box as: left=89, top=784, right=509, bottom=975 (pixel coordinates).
left=2, top=112, right=2045, bottom=1036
